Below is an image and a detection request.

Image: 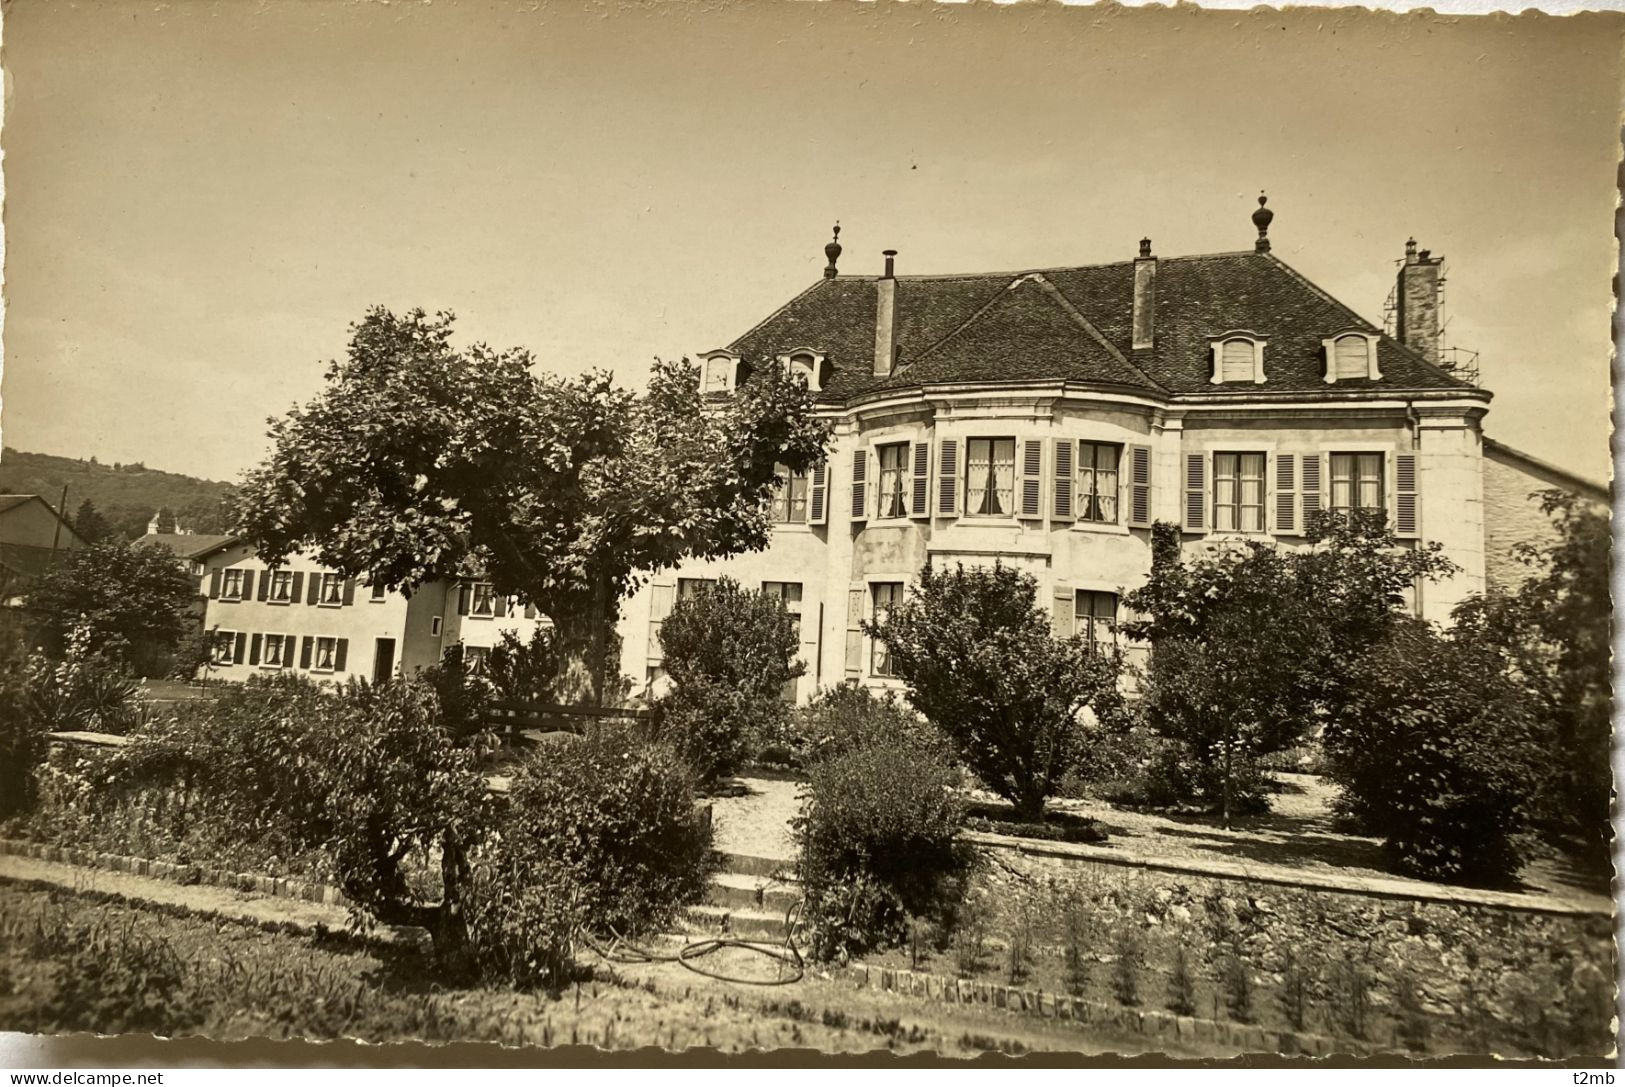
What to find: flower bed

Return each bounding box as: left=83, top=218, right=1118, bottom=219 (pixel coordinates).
left=962, top=803, right=1107, bottom=845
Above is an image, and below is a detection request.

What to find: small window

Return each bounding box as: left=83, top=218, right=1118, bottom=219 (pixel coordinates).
left=267, top=569, right=294, bottom=603
left=465, top=645, right=490, bottom=673
left=313, top=637, right=338, bottom=671
left=470, top=582, right=495, bottom=617
left=211, top=631, right=236, bottom=664
left=430, top=616, right=443, bottom=637
left=771, top=464, right=809, bottom=524
left=965, top=438, right=1017, bottom=517
left=1077, top=442, right=1121, bottom=524
left=191, top=561, right=206, bottom=577
left=1214, top=452, right=1267, bottom=532
left=703, top=356, right=734, bottom=394
left=677, top=578, right=715, bottom=601
left=870, top=582, right=904, bottom=678
left=1074, top=592, right=1118, bottom=656
left=1323, top=332, right=1382, bottom=383
left=1330, top=453, right=1385, bottom=515
left=319, top=573, right=344, bottom=606
left=876, top=443, right=910, bottom=519
left=370, top=581, right=388, bottom=601
left=220, top=569, right=245, bottom=600
left=262, top=634, right=288, bottom=668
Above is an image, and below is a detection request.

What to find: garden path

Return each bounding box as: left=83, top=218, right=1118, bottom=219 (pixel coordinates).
left=709, top=774, right=799, bottom=862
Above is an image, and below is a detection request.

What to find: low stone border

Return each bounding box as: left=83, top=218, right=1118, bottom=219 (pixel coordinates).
left=0, top=837, right=350, bottom=910
left=965, top=832, right=1610, bottom=919
left=845, top=960, right=1382, bottom=1058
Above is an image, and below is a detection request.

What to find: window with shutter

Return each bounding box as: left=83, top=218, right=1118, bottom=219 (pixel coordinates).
left=233, top=631, right=247, bottom=665
left=334, top=639, right=349, bottom=673
left=342, top=579, right=357, bottom=606
left=267, top=569, right=293, bottom=603
left=770, top=463, right=810, bottom=524
left=299, top=636, right=313, bottom=670
left=1221, top=340, right=1254, bottom=381
left=240, top=570, right=254, bottom=601
left=965, top=438, right=1016, bottom=517
left=876, top=443, right=909, bottom=519
left=257, top=572, right=270, bottom=602
left=1394, top=453, right=1420, bottom=538
left=1211, top=336, right=1267, bottom=384
left=1051, top=586, right=1074, bottom=638
left=1183, top=453, right=1208, bottom=532
left=1052, top=439, right=1074, bottom=521
left=808, top=461, right=828, bottom=525
left=869, top=582, right=904, bottom=677
left=306, top=575, right=320, bottom=605
left=1077, top=442, right=1121, bottom=524
left=211, top=630, right=235, bottom=665
left=1127, top=444, right=1153, bottom=528
left=209, top=570, right=222, bottom=599
left=1334, top=336, right=1370, bottom=379
left=249, top=633, right=262, bottom=666
left=1274, top=453, right=1298, bottom=534
left=290, top=571, right=304, bottom=604
left=1329, top=453, right=1385, bottom=517
left=1074, top=591, right=1119, bottom=656
left=844, top=586, right=865, bottom=679
left=909, top=442, right=930, bottom=518
left=936, top=439, right=960, bottom=516
left=1213, top=452, right=1266, bottom=533
left=1019, top=440, right=1043, bottom=519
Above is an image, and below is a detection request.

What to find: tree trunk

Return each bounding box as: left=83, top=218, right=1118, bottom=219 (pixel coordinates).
left=1221, top=735, right=1234, bottom=831
left=1013, top=788, right=1047, bottom=824
left=589, top=571, right=610, bottom=709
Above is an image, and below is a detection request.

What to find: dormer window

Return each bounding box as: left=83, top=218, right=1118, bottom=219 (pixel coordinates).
left=777, top=349, right=825, bottom=392
left=699, top=351, right=740, bottom=394
left=1322, top=330, right=1383, bottom=383
left=1209, top=333, right=1268, bottom=385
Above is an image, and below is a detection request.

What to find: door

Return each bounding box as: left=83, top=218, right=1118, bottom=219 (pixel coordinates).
left=373, top=638, right=396, bottom=684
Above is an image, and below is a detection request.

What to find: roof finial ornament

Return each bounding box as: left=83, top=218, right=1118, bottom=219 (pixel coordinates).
left=1252, top=191, right=1274, bottom=254
left=823, top=222, right=843, bottom=279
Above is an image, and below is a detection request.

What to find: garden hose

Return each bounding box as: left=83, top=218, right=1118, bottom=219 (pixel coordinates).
left=583, top=900, right=806, bottom=985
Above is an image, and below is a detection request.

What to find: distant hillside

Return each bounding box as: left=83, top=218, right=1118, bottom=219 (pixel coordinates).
left=0, top=448, right=237, bottom=542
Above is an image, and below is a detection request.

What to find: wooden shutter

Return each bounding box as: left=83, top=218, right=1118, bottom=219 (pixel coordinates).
left=233, top=632, right=247, bottom=665
left=1052, top=439, right=1075, bottom=522
left=647, top=581, right=675, bottom=660
left=209, top=570, right=221, bottom=599
left=1127, top=444, right=1152, bottom=528
left=909, top=442, right=930, bottom=519
left=334, top=639, right=349, bottom=673
left=240, top=570, right=254, bottom=600
left=342, top=579, right=357, bottom=606
left=457, top=584, right=471, bottom=616
left=1183, top=452, right=1208, bottom=532
left=1274, top=453, right=1298, bottom=534
left=1052, top=585, right=1075, bottom=638
left=936, top=439, right=960, bottom=516
left=306, top=575, right=320, bottom=605
left=299, top=636, right=313, bottom=669
left=1019, top=439, right=1043, bottom=519
left=249, top=633, right=262, bottom=666
left=850, top=447, right=868, bottom=523
left=1300, top=453, right=1324, bottom=527
left=524, top=602, right=536, bottom=620
left=257, top=571, right=270, bottom=601
left=1394, top=453, right=1420, bottom=538
left=808, top=461, right=828, bottom=525
left=844, top=585, right=865, bottom=679
left=290, top=571, right=304, bottom=604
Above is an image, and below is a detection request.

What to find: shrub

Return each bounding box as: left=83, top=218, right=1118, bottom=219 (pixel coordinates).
left=0, top=666, right=44, bottom=818
left=655, top=577, right=804, bottom=787
left=1322, top=621, right=1543, bottom=883
left=866, top=562, right=1124, bottom=821
left=483, top=625, right=568, bottom=704
left=794, top=738, right=971, bottom=961
left=23, top=542, right=199, bottom=677
left=1166, top=942, right=1197, bottom=1016
left=420, top=642, right=493, bottom=739
left=1110, top=922, right=1143, bottom=1006
left=795, top=684, right=949, bottom=765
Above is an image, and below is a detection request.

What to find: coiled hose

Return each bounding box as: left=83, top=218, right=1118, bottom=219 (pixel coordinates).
left=583, top=900, right=806, bottom=985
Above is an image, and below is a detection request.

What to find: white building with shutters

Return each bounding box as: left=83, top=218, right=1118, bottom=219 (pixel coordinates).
left=614, top=214, right=1492, bottom=705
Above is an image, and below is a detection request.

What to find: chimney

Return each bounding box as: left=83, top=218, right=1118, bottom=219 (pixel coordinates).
left=1396, top=238, right=1444, bottom=364
left=1132, top=238, right=1157, bottom=350
left=873, top=250, right=898, bottom=377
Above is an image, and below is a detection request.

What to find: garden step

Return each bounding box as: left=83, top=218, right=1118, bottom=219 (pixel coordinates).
left=704, top=871, right=800, bottom=912
left=712, top=851, right=787, bottom=879
left=681, top=903, right=794, bottom=942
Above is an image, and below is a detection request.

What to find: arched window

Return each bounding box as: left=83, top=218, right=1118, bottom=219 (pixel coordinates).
left=699, top=351, right=739, bottom=394
left=1321, top=331, right=1382, bottom=383
left=1209, top=334, right=1267, bottom=384
left=778, top=349, right=824, bottom=392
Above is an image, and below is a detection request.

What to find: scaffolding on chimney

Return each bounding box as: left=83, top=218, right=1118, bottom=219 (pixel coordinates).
left=1382, top=258, right=1481, bottom=387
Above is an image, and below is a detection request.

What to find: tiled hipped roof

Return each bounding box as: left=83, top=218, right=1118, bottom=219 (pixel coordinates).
left=728, top=251, right=1477, bottom=404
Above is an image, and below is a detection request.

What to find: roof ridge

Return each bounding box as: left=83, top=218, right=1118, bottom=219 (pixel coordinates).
left=1262, top=254, right=1471, bottom=389
left=826, top=250, right=1271, bottom=283
left=726, top=279, right=834, bottom=356
left=1027, top=274, right=1168, bottom=393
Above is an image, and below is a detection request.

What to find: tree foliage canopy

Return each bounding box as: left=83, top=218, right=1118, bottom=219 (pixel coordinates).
left=237, top=307, right=829, bottom=690
left=867, top=561, right=1124, bottom=821
left=23, top=542, right=198, bottom=674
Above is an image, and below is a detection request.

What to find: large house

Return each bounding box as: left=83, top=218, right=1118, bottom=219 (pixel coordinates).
left=610, top=202, right=1603, bottom=704
left=144, top=531, right=549, bottom=685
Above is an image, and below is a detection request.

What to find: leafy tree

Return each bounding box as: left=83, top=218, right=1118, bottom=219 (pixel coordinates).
left=1453, top=490, right=1612, bottom=853
left=866, top=561, right=1125, bottom=822
left=237, top=307, right=828, bottom=702
left=72, top=500, right=115, bottom=544
left=23, top=542, right=198, bottom=676
left=1123, top=514, right=1456, bottom=824
left=655, top=577, right=804, bottom=787
left=1321, top=619, right=1543, bottom=883
left=152, top=507, right=177, bottom=535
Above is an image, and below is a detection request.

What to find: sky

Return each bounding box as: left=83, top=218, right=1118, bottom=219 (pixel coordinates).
left=3, top=0, right=1620, bottom=484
